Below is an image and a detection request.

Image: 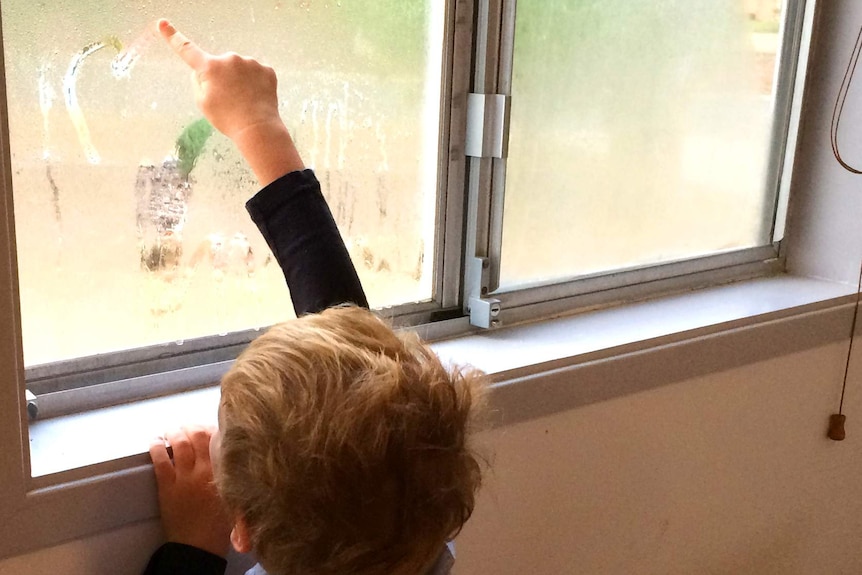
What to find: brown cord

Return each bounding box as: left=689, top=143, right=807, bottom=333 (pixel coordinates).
left=838, top=260, right=862, bottom=416
left=828, top=24, right=862, bottom=440
left=828, top=259, right=862, bottom=441
left=831, top=25, right=862, bottom=173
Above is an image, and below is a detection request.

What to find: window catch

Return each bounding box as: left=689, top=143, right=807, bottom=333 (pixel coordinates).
left=468, top=296, right=502, bottom=329
left=466, top=256, right=502, bottom=329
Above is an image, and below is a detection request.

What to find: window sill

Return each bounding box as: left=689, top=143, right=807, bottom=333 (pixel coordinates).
left=9, top=271, right=857, bottom=560
left=30, top=272, right=857, bottom=480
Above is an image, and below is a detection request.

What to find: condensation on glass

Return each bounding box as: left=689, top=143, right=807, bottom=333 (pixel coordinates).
left=501, top=0, right=786, bottom=288
left=1, top=1, right=443, bottom=365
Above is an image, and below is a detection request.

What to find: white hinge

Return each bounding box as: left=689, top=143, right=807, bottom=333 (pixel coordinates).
left=465, top=93, right=510, bottom=159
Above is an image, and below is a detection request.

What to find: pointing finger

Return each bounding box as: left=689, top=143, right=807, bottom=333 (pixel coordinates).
left=158, top=19, right=208, bottom=71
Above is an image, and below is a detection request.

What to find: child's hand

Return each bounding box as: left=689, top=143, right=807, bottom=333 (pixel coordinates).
left=158, top=19, right=280, bottom=140
left=149, top=426, right=233, bottom=558
left=157, top=19, right=304, bottom=186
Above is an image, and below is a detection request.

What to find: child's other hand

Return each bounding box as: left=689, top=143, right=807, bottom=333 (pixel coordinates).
left=149, top=426, right=232, bottom=558
left=158, top=19, right=281, bottom=142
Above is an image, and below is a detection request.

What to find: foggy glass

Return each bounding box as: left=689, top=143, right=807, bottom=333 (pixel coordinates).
left=2, top=0, right=442, bottom=365
left=501, top=0, right=783, bottom=287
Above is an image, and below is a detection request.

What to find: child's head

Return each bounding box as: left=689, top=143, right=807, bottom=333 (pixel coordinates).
left=213, top=305, right=487, bottom=575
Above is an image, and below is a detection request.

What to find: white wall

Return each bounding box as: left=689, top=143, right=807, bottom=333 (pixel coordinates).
left=1, top=341, right=859, bottom=575
left=457, top=341, right=862, bottom=575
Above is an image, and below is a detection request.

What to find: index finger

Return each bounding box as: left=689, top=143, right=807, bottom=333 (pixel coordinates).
left=158, top=19, right=208, bottom=71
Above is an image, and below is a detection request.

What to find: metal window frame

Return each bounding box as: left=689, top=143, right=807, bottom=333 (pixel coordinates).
left=764, top=0, right=808, bottom=243
left=460, top=0, right=809, bottom=330
left=774, top=0, right=816, bottom=243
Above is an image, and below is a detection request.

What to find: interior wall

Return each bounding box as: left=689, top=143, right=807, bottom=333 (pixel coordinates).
left=457, top=340, right=862, bottom=575
left=2, top=340, right=859, bottom=575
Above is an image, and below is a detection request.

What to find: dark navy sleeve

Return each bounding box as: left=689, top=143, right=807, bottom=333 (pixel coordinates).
left=245, top=169, right=369, bottom=315
left=142, top=543, right=227, bottom=575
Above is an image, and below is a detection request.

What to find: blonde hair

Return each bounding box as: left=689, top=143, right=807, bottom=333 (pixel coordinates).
left=216, top=306, right=487, bottom=575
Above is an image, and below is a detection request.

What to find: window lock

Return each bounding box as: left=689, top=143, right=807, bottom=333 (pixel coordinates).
left=468, top=296, right=502, bottom=329
left=465, top=257, right=502, bottom=329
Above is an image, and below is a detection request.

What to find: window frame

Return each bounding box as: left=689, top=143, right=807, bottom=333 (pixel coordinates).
left=2, top=0, right=841, bottom=562
left=21, top=0, right=807, bottom=415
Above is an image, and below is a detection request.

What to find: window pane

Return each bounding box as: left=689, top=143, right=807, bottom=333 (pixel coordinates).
left=501, top=0, right=784, bottom=287
left=2, top=1, right=443, bottom=365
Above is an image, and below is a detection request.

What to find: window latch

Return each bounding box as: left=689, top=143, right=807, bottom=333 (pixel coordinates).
left=466, top=256, right=502, bottom=329
left=469, top=295, right=502, bottom=329
left=465, top=93, right=510, bottom=159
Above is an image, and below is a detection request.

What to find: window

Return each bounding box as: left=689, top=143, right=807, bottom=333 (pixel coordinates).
left=502, top=0, right=786, bottom=287
left=4, top=1, right=446, bottom=371
left=3, top=0, right=848, bottom=562
left=2, top=0, right=806, bottom=430
left=462, top=0, right=801, bottom=317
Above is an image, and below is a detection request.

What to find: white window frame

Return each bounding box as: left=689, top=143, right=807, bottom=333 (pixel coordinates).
left=3, top=0, right=854, bottom=561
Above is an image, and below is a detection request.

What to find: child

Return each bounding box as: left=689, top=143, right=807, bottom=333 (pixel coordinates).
left=143, top=20, right=487, bottom=575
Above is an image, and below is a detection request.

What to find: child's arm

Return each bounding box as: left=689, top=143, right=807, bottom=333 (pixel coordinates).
left=245, top=171, right=369, bottom=314
left=159, top=20, right=367, bottom=314
left=144, top=23, right=371, bottom=575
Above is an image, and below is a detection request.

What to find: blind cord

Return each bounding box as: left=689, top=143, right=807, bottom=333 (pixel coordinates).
left=831, top=24, right=862, bottom=173
left=828, top=260, right=862, bottom=441
left=827, top=23, right=862, bottom=441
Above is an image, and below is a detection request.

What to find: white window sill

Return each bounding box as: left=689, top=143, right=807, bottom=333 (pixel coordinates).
left=29, top=273, right=857, bottom=481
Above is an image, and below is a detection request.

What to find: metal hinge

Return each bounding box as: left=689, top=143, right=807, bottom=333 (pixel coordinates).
left=465, top=93, right=510, bottom=159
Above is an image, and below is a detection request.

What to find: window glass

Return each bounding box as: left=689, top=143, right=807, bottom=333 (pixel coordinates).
left=2, top=0, right=443, bottom=365
left=501, top=0, right=785, bottom=287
